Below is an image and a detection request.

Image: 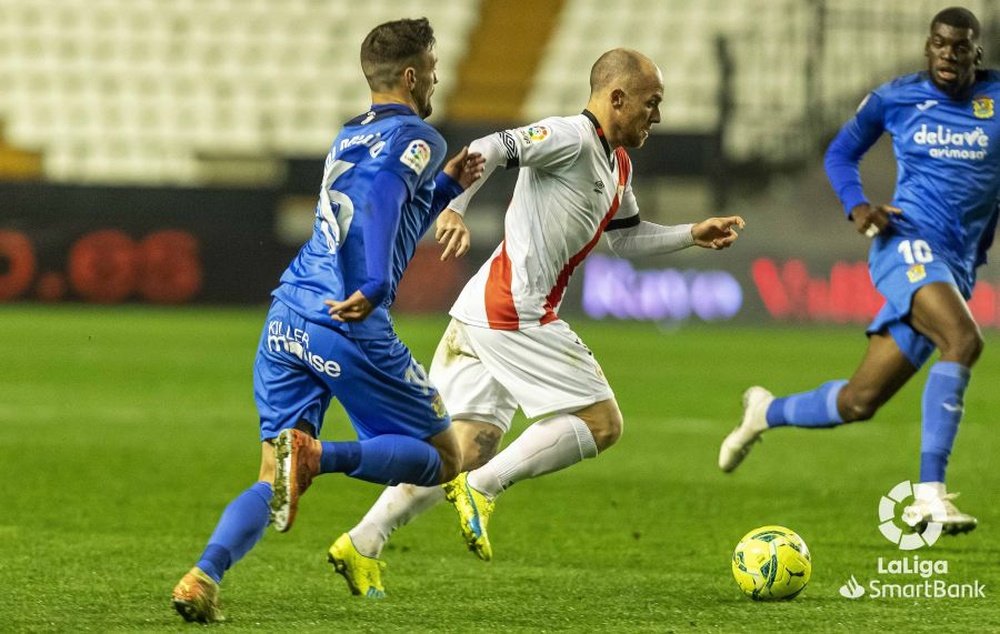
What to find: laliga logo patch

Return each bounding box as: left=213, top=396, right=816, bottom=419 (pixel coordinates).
left=400, top=139, right=432, bottom=175
left=520, top=125, right=550, bottom=144
left=972, top=96, right=994, bottom=119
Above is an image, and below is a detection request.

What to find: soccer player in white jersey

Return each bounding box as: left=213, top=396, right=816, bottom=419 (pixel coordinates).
left=326, top=48, right=746, bottom=597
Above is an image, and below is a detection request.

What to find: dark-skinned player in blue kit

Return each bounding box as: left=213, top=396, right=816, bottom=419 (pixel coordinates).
left=720, top=6, right=998, bottom=535
left=170, top=17, right=484, bottom=621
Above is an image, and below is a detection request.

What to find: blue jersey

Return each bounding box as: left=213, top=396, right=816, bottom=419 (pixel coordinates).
left=826, top=70, right=1000, bottom=284
left=274, top=104, right=449, bottom=339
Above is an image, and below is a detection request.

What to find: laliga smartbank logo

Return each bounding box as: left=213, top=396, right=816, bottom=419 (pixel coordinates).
left=878, top=480, right=943, bottom=550
left=837, top=481, right=986, bottom=600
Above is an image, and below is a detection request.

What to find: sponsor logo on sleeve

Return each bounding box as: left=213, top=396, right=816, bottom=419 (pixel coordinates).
left=972, top=96, right=994, bottom=119
left=400, top=139, right=432, bottom=175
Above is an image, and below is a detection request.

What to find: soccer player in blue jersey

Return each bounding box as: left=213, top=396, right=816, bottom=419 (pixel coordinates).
left=170, top=17, right=484, bottom=621
left=720, top=7, right=998, bottom=534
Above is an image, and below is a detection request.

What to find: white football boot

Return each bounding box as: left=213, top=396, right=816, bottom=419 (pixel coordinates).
left=719, top=387, right=774, bottom=473
left=901, top=482, right=978, bottom=535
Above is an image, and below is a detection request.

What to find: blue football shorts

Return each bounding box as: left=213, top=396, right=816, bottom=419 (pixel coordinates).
left=253, top=299, right=450, bottom=441
left=866, top=234, right=973, bottom=368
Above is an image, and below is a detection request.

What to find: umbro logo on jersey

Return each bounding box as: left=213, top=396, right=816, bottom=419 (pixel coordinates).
left=593, top=180, right=605, bottom=193
left=361, top=111, right=376, bottom=125
left=916, top=100, right=939, bottom=111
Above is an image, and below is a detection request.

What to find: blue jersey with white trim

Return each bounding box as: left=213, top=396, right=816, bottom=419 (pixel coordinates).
left=273, top=104, right=447, bottom=339
left=827, top=70, right=1000, bottom=278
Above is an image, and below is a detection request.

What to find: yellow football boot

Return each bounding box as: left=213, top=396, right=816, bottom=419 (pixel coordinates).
left=328, top=533, right=387, bottom=599
left=442, top=472, right=495, bottom=561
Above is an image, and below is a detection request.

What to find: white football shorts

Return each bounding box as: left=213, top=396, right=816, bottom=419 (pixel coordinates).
left=429, top=318, right=614, bottom=432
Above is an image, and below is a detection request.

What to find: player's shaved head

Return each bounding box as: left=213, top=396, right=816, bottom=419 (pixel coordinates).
left=931, top=6, right=980, bottom=40
left=360, top=18, right=436, bottom=92
left=585, top=49, right=663, bottom=149
left=589, top=48, right=657, bottom=95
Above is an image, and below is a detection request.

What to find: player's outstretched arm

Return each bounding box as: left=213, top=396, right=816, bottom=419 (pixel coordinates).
left=605, top=217, right=744, bottom=258
left=691, top=216, right=746, bottom=250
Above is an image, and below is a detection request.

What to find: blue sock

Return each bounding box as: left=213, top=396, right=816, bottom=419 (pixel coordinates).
left=320, top=441, right=362, bottom=474
left=196, top=481, right=272, bottom=584
left=919, top=361, right=971, bottom=483
left=321, top=435, right=441, bottom=486
left=766, top=380, right=847, bottom=428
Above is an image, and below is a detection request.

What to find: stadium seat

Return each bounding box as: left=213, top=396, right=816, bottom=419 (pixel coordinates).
left=0, top=0, right=992, bottom=182
left=0, top=0, right=481, bottom=184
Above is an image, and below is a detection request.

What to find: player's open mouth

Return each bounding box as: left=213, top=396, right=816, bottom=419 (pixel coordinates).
left=936, top=67, right=958, bottom=81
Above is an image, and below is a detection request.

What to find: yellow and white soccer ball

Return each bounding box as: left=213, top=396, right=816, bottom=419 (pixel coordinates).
left=731, top=525, right=812, bottom=600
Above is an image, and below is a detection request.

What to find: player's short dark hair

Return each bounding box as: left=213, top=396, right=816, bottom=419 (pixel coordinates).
left=360, top=18, right=436, bottom=92
left=930, top=7, right=981, bottom=40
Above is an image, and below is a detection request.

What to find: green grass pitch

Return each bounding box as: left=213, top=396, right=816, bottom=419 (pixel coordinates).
left=2, top=306, right=997, bottom=632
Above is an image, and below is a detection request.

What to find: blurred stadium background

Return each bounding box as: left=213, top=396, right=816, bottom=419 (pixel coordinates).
left=0, top=0, right=998, bottom=320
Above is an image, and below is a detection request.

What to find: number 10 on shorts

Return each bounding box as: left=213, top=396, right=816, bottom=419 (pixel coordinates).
left=898, top=239, right=934, bottom=265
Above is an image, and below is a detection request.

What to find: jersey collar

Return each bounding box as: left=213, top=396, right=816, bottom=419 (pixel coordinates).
left=582, top=109, right=613, bottom=164
left=349, top=103, right=418, bottom=127
left=370, top=103, right=417, bottom=116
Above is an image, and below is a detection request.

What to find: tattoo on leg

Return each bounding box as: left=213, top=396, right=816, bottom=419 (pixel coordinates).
left=472, top=429, right=500, bottom=467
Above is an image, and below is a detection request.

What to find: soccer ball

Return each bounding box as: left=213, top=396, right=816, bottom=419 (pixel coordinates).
left=731, top=525, right=812, bottom=600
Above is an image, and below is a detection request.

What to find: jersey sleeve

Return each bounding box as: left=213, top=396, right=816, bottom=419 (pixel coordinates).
left=824, top=90, right=886, bottom=216
left=494, top=116, right=583, bottom=171
left=357, top=170, right=407, bottom=305
left=446, top=117, right=583, bottom=215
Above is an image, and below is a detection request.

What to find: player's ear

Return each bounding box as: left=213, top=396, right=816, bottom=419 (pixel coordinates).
left=975, top=45, right=984, bottom=67
left=923, top=36, right=932, bottom=59
left=610, top=88, right=626, bottom=109
left=402, top=66, right=417, bottom=90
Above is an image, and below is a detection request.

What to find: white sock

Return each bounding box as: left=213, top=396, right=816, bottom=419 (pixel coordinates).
left=347, top=484, right=445, bottom=557
left=467, top=414, right=598, bottom=498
